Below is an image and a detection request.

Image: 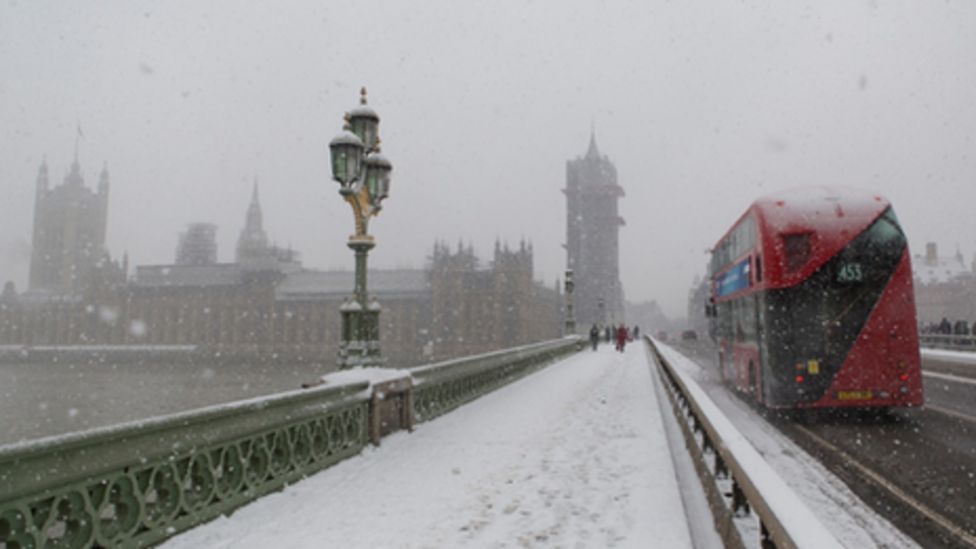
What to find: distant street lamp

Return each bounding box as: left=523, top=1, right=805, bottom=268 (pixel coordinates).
left=564, top=269, right=576, bottom=335
left=328, top=87, right=393, bottom=369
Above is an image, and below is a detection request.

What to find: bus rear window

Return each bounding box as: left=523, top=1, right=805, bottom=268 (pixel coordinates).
left=783, top=233, right=811, bottom=272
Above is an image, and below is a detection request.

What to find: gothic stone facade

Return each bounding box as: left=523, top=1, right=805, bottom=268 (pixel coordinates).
left=28, top=158, right=111, bottom=294
left=1, top=166, right=561, bottom=368
left=428, top=241, right=561, bottom=360
left=0, top=244, right=561, bottom=369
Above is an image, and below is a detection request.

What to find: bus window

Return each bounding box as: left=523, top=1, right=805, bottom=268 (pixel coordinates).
left=783, top=233, right=811, bottom=272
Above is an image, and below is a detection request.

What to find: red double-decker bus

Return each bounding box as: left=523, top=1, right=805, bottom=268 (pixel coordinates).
left=707, top=187, right=924, bottom=410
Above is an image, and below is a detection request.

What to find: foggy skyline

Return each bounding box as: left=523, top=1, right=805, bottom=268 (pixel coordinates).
left=2, top=1, right=975, bottom=319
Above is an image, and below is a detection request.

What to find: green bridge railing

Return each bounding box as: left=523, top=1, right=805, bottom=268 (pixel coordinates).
left=410, top=337, right=581, bottom=422
left=0, top=336, right=580, bottom=548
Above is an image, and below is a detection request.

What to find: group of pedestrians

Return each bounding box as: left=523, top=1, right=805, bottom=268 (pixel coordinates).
left=588, top=323, right=640, bottom=352
left=922, top=317, right=972, bottom=336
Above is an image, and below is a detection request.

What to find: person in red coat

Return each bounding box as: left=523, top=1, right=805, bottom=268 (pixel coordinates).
left=615, top=324, right=628, bottom=352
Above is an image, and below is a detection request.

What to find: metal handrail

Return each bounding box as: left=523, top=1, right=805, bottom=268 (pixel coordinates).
left=646, top=337, right=842, bottom=549
left=918, top=333, right=976, bottom=351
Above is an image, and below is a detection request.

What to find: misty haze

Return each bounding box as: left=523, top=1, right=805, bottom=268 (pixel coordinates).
left=1, top=2, right=975, bottom=548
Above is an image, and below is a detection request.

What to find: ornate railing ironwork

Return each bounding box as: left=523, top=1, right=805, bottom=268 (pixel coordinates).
left=0, top=382, right=369, bottom=548
left=409, top=337, right=581, bottom=422
left=0, top=336, right=581, bottom=547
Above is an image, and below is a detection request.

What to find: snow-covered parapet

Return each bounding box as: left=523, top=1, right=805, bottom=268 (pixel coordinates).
left=407, top=336, right=582, bottom=422
left=316, top=366, right=412, bottom=387
left=0, top=378, right=372, bottom=548
left=649, top=339, right=843, bottom=549
left=309, top=366, right=415, bottom=444
left=0, top=336, right=582, bottom=548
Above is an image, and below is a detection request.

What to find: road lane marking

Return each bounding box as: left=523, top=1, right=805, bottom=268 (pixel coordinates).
left=922, top=370, right=976, bottom=386
left=796, top=425, right=976, bottom=548
left=925, top=404, right=976, bottom=425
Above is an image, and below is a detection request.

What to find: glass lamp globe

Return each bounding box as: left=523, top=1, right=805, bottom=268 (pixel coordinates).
left=329, top=129, right=365, bottom=187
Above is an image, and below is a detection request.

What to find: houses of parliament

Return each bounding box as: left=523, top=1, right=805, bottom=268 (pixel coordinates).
left=0, top=155, right=563, bottom=367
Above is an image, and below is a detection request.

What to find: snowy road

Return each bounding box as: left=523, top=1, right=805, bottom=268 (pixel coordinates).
left=163, top=345, right=693, bottom=548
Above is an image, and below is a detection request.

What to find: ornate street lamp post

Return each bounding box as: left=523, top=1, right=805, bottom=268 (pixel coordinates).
left=564, top=269, right=576, bottom=335
left=328, top=87, right=393, bottom=369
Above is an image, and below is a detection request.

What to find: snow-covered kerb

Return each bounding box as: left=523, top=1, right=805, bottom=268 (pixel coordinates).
left=0, top=337, right=580, bottom=548
left=648, top=338, right=842, bottom=549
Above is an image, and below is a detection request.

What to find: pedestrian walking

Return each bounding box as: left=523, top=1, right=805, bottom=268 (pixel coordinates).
left=589, top=324, right=600, bottom=351
left=616, top=324, right=628, bottom=352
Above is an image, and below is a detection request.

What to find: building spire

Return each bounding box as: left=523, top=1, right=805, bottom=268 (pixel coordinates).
left=36, top=157, right=49, bottom=189
left=236, top=178, right=270, bottom=264
left=586, top=125, right=599, bottom=159
left=98, top=161, right=109, bottom=194
left=73, top=123, right=83, bottom=170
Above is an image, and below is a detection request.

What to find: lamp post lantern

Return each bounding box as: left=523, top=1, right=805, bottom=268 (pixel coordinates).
left=328, top=87, right=393, bottom=369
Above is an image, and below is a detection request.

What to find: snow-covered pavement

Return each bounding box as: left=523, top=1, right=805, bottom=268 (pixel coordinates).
left=162, top=344, right=693, bottom=548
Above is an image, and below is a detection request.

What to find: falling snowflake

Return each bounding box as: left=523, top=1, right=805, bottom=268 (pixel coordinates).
left=129, top=319, right=148, bottom=337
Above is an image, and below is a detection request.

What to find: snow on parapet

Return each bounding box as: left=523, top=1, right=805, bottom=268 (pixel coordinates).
left=317, top=367, right=412, bottom=387
left=653, top=341, right=844, bottom=549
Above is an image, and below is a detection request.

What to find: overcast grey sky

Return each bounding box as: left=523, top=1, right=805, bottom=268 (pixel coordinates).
left=1, top=1, right=974, bottom=318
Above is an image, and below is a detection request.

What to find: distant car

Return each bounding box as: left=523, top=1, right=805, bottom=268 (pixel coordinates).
left=681, top=330, right=698, bottom=341
left=655, top=331, right=668, bottom=341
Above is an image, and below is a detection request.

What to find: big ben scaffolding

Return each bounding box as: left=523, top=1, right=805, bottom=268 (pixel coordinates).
left=564, top=131, right=625, bottom=327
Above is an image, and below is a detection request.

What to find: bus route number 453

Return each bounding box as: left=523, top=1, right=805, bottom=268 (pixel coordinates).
left=837, top=262, right=864, bottom=283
